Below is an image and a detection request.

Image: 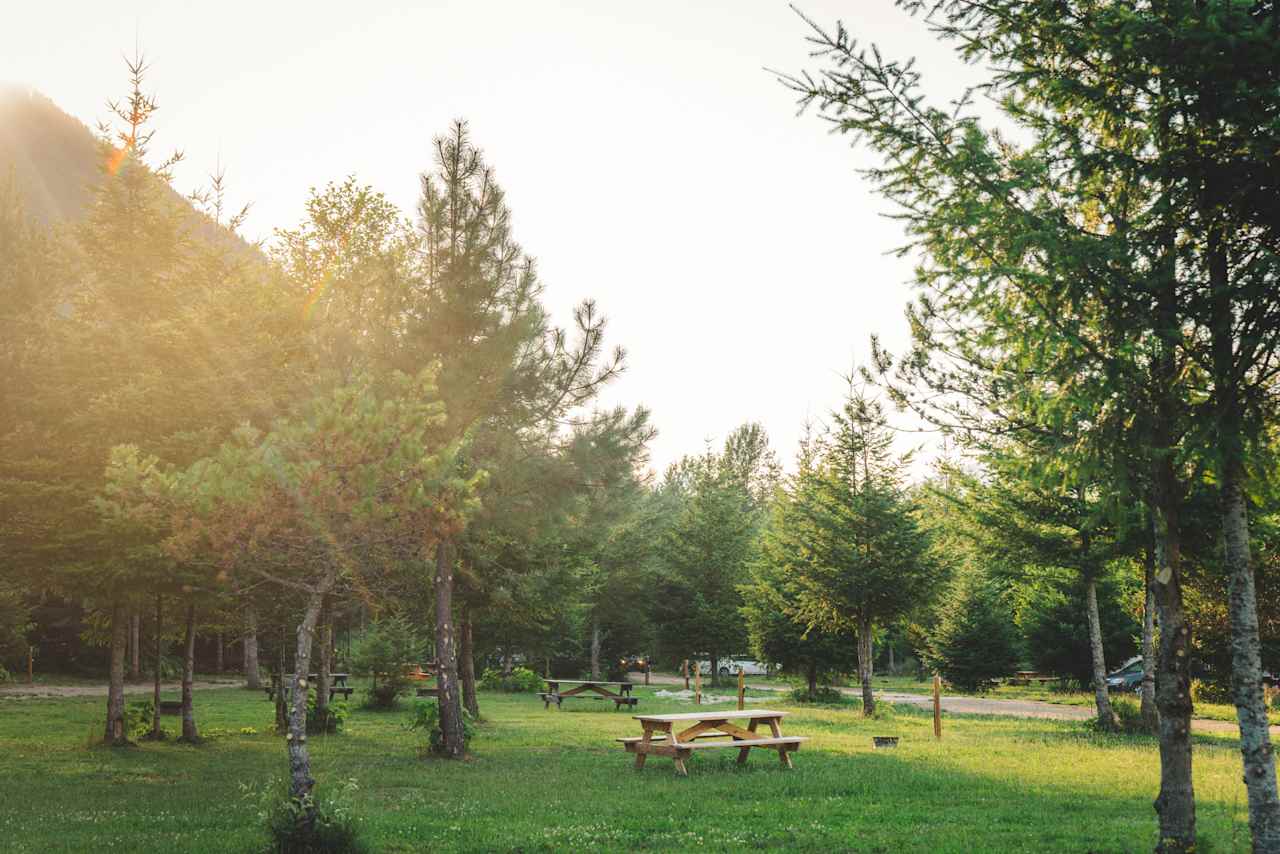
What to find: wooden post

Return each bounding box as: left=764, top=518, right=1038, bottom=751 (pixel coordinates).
left=695, top=665, right=702, bottom=705
left=737, top=668, right=745, bottom=711
left=932, top=674, right=942, bottom=740
left=682, top=659, right=689, bottom=690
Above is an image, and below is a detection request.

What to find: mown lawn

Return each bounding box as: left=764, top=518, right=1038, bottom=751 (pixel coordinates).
left=0, top=682, right=1263, bottom=852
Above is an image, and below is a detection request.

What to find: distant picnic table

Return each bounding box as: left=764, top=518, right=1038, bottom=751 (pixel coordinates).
left=265, top=673, right=352, bottom=702
left=620, top=709, right=807, bottom=776
left=1008, top=671, right=1058, bottom=686
left=539, top=679, right=637, bottom=710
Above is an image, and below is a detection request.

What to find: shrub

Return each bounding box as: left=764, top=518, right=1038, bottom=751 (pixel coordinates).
left=0, top=664, right=9, bottom=684
left=1087, top=697, right=1150, bottom=735
left=408, top=699, right=475, bottom=755
left=1191, top=678, right=1232, bottom=705
left=1049, top=678, right=1083, bottom=695
left=350, top=617, right=423, bottom=710
left=125, top=698, right=155, bottom=740
left=789, top=685, right=846, bottom=705
left=244, top=778, right=365, bottom=854
left=306, top=690, right=347, bottom=735
left=478, top=666, right=542, bottom=693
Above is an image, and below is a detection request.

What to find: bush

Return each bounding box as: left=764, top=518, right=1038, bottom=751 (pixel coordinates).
left=350, top=617, right=423, bottom=710
left=0, top=664, right=9, bottom=684
left=245, top=778, right=365, bottom=854
left=1191, top=678, right=1232, bottom=705
left=407, top=699, right=475, bottom=755
left=124, top=698, right=155, bottom=740
left=478, top=666, right=542, bottom=693
left=789, top=685, right=846, bottom=705
left=306, top=690, right=347, bottom=735
left=1049, top=678, right=1083, bottom=694
left=1087, top=697, right=1150, bottom=735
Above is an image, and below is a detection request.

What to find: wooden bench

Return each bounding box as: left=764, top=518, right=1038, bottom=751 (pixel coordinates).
left=541, top=679, right=636, bottom=710
left=158, top=699, right=182, bottom=716
left=265, top=673, right=351, bottom=702
left=625, top=710, right=807, bottom=776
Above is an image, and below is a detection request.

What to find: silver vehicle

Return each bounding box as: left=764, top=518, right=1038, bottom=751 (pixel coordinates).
left=696, top=657, right=771, bottom=677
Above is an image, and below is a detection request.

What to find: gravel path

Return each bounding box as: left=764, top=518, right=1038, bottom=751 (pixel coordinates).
left=634, top=672, right=1267, bottom=737
left=0, top=679, right=246, bottom=699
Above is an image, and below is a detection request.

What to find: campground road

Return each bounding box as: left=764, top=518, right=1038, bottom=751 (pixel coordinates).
left=633, top=672, right=1271, bottom=737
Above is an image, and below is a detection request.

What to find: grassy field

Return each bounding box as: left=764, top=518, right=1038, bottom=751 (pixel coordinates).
left=0, top=681, right=1265, bottom=853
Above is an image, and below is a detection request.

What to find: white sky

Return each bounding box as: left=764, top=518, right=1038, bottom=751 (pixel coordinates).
left=1, top=1, right=990, bottom=478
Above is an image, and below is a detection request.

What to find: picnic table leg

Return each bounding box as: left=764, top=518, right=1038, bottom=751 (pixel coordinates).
left=766, top=717, right=793, bottom=769
left=737, top=718, right=759, bottom=765
left=635, top=723, right=658, bottom=770
left=673, top=748, right=690, bottom=777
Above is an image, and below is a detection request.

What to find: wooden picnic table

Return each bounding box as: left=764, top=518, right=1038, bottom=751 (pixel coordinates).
left=265, top=673, right=352, bottom=702
left=540, top=679, right=637, bottom=710
left=620, top=709, right=807, bottom=776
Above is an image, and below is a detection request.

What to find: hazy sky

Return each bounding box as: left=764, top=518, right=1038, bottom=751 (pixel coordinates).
left=2, top=1, right=989, bottom=477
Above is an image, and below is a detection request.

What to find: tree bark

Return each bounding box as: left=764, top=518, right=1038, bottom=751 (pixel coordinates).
left=104, top=601, right=128, bottom=746
left=1085, top=576, right=1117, bottom=730
left=129, top=612, right=141, bottom=681
left=857, top=616, right=875, bottom=717
left=589, top=618, right=602, bottom=680
left=433, top=540, right=466, bottom=758
left=710, top=652, right=719, bottom=688
left=806, top=660, right=817, bottom=701
left=460, top=605, right=479, bottom=719
left=287, top=585, right=328, bottom=807
left=888, top=643, right=894, bottom=676
left=244, top=606, right=261, bottom=690
left=215, top=633, right=223, bottom=675
left=1208, top=222, right=1280, bottom=851
left=1150, top=478, right=1195, bottom=852
left=1222, top=444, right=1280, bottom=850
left=316, top=602, right=331, bottom=720
left=179, top=602, right=198, bottom=743
left=151, top=594, right=163, bottom=739
left=1141, top=544, right=1160, bottom=733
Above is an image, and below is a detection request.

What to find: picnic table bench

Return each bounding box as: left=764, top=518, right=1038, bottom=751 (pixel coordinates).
left=1007, top=671, right=1058, bottom=686
left=265, top=673, right=352, bottom=702
left=620, top=709, right=806, bottom=776
left=539, top=679, right=637, bottom=710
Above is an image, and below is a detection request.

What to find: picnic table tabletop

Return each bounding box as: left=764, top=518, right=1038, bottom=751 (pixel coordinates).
left=633, top=709, right=788, bottom=722
left=544, top=679, right=631, bottom=686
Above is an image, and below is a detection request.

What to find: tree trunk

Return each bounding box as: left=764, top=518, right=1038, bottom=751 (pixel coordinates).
left=806, top=660, right=817, bottom=701
left=1142, top=545, right=1160, bottom=733
left=501, top=648, right=513, bottom=676
left=1150, top=479, right=1195, bottom=852
left=1222, top=446, right=1280, bottom=850
left=858, top=615, right=875, bottom=717
left=1085, top=576, right=1117, bottom=730
left=244, top=606, right=261, bottom=690
left=589, top=619, right=602, bottom=680
left=710, top=653, right=719, bottom=688
left=433, top=540, right=466, bottom=758
left=287, top=586, right=328, bottom=808
left=1209, top=223, right=1280, bottom=851
left=104, top=602, right=128, bottom=746
left=316, top=603, right=331, bottom=720
left=129, top=612, right=141, bottom=681
left=215, top=634, right=224, bottom=675
left=888, top=643, right=895, bottom=676
left=151, top=594, right=163, bottom=739
left=460, top=606, right=479, bottom=719
left=179, top=602, right=198, bottom=743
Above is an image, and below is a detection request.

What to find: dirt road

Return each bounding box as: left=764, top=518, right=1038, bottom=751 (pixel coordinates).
left=635, top=672, right=1266, bottom=737
left=0, top=679, right=246, bottom=699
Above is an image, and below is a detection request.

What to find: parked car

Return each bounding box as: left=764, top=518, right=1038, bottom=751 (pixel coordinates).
left=618, top=654, right=649, bottom=673
left=696, top=657, right=771, bottom=677
left=1105, top=656, right=1145, bottom=693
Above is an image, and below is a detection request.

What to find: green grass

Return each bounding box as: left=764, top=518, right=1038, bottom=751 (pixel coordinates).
left=0, top=680, right=1265, bottom=852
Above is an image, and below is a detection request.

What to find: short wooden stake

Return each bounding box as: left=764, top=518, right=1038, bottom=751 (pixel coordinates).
left=737, top=669, right=745, bottom=710
left=932, top=674, right=942, bottom=740
left=695, top=666, right=702, bottom=705
left=682, top=659, right=689, bottom=690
